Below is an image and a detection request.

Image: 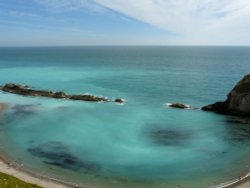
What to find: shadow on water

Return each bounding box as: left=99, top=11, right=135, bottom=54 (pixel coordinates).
left=10, top=104, right=41, bottom=116
left=224, top=116, right=250, bottom=144
left=145, top=125, right=193, bottom=147
left=27, top=141, right=101, bottom=173
left=0, top=103, right=8, bottom=129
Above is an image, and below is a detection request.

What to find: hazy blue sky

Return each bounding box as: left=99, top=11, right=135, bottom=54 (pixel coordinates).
left=1, top=0, right=250, bottom=46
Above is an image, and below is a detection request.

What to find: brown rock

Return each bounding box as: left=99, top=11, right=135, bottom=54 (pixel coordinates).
left=0, top=83, right=109, bottom=103
left=53, top=92, right=67, bottom=99
left=202, top=74, right=250, bottom=116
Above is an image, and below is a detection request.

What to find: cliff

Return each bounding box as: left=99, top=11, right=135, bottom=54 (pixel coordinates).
left=202, top=74, right=250, bottom=116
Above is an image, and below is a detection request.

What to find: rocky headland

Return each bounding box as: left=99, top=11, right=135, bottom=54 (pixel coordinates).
left=0, top=83, right=123, bottom=103
left=202, top=74, right=250, bottom=116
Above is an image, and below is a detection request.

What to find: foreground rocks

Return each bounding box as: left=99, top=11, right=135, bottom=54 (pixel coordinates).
left=0, top=83, right=124, bottom=103
left=202, top=74, right=250, bottom=116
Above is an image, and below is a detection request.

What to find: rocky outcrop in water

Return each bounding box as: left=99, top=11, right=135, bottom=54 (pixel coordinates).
left=202, top=74, right=250, bottom=116
left=167, top=103, right=192, bottom=109
left=0, top=83, right=124, bottom=103
left=227, top=118, right=250, bottom=124
left=114, top=98, right=125, bottom=103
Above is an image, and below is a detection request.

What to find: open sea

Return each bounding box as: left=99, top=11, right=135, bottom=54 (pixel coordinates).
left=0, top=46, right=250, bottom=188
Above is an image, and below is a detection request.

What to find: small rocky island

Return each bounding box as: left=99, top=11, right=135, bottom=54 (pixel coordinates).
left=167, top=103, right=192, bottom=109
left=0, top=83, right=124, bottom=103
left=202, top=74, right=250, bottom=116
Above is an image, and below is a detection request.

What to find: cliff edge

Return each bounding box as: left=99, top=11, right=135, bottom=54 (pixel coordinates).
left=202, top=74, right=250, bottom=116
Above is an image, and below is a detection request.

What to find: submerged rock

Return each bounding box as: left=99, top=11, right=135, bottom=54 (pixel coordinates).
left=167, top=103, right=192, bottom=109
left=202, top=74, right=250, bottom=116
left=150, top=129, right=191, bottom=146
left=27, top=142, right=101, bottom=172
left=11, top=104, right=41, bottom=115
left=225, top=123, right=250, bottom=143
left=226, top=118, right=250, bottom=125
left=1, top=83, right=110, bottom=103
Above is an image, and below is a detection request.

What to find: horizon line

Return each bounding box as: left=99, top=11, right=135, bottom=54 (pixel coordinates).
left=1, top=45, right=250, bottom=48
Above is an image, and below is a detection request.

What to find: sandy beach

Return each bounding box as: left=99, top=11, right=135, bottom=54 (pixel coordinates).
left=1, top=156, right=250, bottom=188
left=233, top=181, right=250, bottom=188
left=0, top=157, right=73, bottom=188
left=224, top=175, right=250, bottom=188
left=235, top=181, right=250, bottom=188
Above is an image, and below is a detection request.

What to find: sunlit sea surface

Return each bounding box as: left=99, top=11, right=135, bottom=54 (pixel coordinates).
left=1, top=46, right=250, bottom=188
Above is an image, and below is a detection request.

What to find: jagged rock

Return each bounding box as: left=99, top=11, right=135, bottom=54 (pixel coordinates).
left=69, top=94, right=107, bottom=102
left=53, top=92, right=67, bottom=99
left=202, top=74, right=250, bottom=116
left=168, top=103, right=191, bottom=109
left=2, top=83, right=29, bottom=90
left=0, top=83, right=109, bottom=102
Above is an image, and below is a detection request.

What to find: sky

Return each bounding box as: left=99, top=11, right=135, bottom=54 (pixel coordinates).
left=0, top=0, right=250, bottom=46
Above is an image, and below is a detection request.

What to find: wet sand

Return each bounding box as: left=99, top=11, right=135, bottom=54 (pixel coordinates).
left=0, top=155, right=78, bottom=188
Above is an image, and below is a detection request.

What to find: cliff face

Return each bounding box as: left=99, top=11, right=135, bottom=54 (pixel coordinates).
left=202, top=74, right=250, bottom=116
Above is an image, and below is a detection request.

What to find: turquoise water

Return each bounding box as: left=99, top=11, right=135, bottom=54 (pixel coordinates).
left=0, top=47, right=250, bottom=187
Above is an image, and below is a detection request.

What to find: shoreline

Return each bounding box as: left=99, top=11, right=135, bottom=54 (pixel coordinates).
left=2, top=103, right=250, bottom=188
left=0, top=154, right=84, bottom=188
left=213, top=172, right=250, bottom=188
left=0, top=102, right=83, bottom=188
left=0, top=154, right=250, bottom=188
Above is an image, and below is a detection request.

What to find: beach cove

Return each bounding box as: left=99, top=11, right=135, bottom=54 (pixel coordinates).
left=0, top=46, right=250, bottom=188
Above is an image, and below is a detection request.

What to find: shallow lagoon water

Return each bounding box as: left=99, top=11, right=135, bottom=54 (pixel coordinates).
left=1, top=47, right=250, bottom=187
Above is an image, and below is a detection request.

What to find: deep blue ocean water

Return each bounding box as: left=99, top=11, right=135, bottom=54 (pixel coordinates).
left=0, top=46, right=250, bottom=188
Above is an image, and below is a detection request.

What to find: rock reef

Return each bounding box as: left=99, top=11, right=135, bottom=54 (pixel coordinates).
left=202, top=74, right=250, bottom=116
left=0, top=83, right=123, bottom=103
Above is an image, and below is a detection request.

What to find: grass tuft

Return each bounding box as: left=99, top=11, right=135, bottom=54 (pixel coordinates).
left=0, top=172, right=42, bottom=188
